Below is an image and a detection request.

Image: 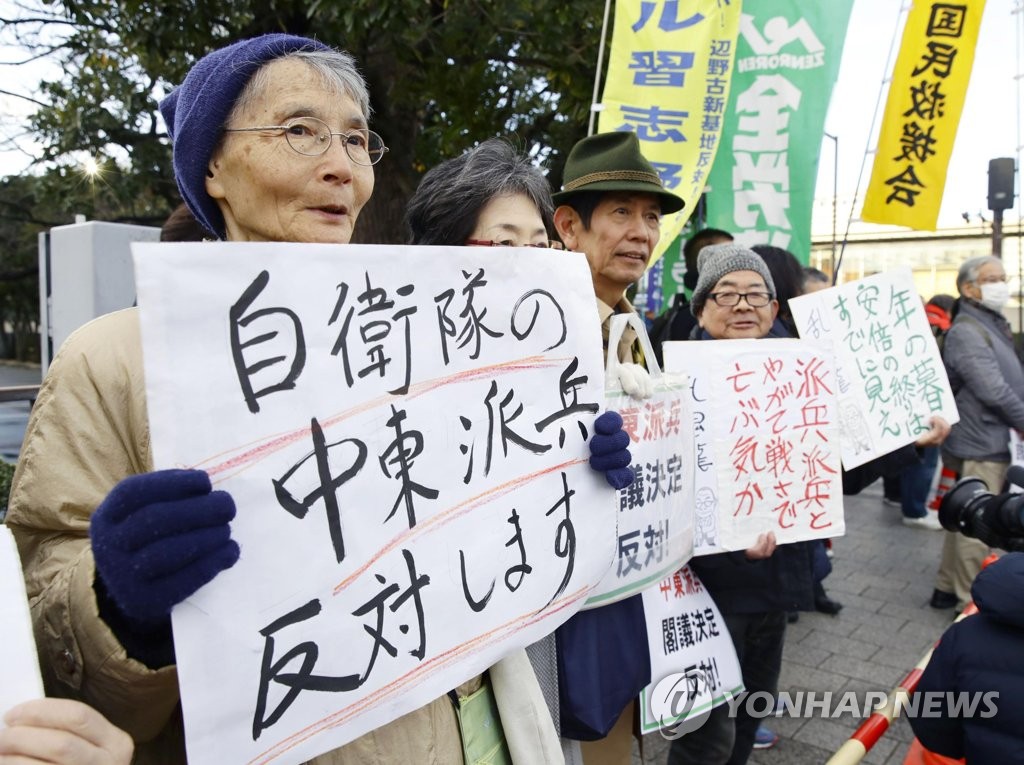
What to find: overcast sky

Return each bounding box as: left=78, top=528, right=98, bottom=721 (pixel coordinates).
left=816, top=0, right=1022, bottom=232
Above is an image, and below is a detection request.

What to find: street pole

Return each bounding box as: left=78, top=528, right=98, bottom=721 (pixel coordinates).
left=824, top=133, right=838, bottom=276
left=993, top=208, right=1004, bottom=257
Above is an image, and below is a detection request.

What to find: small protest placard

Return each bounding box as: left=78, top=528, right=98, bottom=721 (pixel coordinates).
left=790, top=268, right=959, bottom=469
left=640, top=566, right=742, bottom=734
left=0, top=526, right=44, bottom=718
left=587, top=314, right=693, bottom=607
left=134, top=242, right=616, bottom=765
left=664, top=339, right=844, bottom=552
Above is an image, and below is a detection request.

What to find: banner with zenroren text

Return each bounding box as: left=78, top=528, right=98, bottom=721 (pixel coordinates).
left=789, top=267, right=959, bottom=470
left=862, top=0, right=986, bottom=230
left=133, top=242, right=616, bottom=765
left=663, top=339, right=844, bottom=553
left=597, top=0, right=742, bottom=265
left=704, top=1, right=853, bottom=264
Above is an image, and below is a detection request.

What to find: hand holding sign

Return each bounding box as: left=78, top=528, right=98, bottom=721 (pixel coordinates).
left=91, top=469, right=239, bottom=627
left=617, top=362, right=654, bottom=399
left=588, top=411, right=634, bottom=490
left=914, top=415, right=951, bottom=448
left=0, top=699, right=134, bottom=765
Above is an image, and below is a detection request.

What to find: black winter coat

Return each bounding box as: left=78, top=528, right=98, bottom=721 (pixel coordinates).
left=910, top=553, right=1024, bottom=763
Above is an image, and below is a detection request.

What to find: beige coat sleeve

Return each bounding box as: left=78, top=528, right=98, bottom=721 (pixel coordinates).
left=5, top=309, right=180, bottom=743
left=491, top=649, right=565, bottom=764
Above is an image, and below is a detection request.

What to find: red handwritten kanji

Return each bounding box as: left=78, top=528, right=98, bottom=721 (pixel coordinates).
left=801, top=444, right=837, bottom=480
left=765, top=436, right=794, bottom=478
left=795, top=399, right=831, bottom=443
left=796, top=357, right=833, bottom=398
left=801, top=476, right=832, bottom=509
left=731, top=435, right=763, bottom=478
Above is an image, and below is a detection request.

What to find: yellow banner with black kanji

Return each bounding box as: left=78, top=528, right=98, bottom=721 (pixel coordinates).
left=598, top=0, right=743, bottom=263
left=862, top=0, right=986, bottom=230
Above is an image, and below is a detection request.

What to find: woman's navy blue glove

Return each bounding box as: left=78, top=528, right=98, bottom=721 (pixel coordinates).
left=90, top=469, right=240, bottom=627
left=589, top=411, right=635, bottom=490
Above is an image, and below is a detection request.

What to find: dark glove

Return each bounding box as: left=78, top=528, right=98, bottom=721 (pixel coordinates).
left=91, top=469, right=240, bottom=627
left=589, top=410, right=635, bottom=490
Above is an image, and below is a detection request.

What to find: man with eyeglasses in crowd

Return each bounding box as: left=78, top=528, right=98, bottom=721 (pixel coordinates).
left=930, top=254, right=1024, bottom=611
left=668, top=244, right=950, bottom=765
left=550, top=131, right=684, bottom=765
left=666, top=243, right=792, bottom=765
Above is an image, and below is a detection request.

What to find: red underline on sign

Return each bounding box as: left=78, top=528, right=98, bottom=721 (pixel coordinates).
left=191, top=355, right=567, bottom=481
left=331, top=458, right=585, bottom=596
left=245, top=585, right=590, bottom=765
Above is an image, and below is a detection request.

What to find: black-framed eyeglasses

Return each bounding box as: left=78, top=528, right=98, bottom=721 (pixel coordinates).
left=708, top=291, right=774, bottom=307
left=465, top=239, right=564, bottom=250
left=224, top=116, right=388, bottom=166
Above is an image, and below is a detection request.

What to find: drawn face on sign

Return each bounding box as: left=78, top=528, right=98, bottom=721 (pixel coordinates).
left=469, top=193, right=549, bottom=248
left=697, top=270, right=779, bottom=340
left=206, top=58, right=375, bottom=244
left=555, top=192, right=661, bottom=306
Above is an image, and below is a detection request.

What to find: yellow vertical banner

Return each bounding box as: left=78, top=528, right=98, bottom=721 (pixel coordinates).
left=862, top=0, right=986, bottom=230
left=597, top=0, right=743, bottom=263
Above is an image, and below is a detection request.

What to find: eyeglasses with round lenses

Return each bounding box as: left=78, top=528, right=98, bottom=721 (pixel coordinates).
left=707, top=291, right=774, bottom=308
left=224, top=117, right=388, bottom=166
left=465, top=239, right=564, bottom=250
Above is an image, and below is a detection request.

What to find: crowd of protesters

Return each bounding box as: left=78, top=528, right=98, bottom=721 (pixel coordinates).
left=3, top=31, right=1019, bottom=765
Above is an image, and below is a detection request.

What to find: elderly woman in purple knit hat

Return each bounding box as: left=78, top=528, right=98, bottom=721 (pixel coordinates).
left=6, top=34, right=634, bottom=765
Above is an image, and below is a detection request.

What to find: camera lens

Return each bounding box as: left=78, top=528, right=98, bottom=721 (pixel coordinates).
left=938, top=477, right=989, bottom=534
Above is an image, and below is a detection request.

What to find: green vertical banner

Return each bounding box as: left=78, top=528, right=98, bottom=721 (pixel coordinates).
left=704, top=1, right=853, bottom=264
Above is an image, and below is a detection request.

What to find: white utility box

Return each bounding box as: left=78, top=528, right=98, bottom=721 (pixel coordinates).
left=39, top=220, right=160, bottom=373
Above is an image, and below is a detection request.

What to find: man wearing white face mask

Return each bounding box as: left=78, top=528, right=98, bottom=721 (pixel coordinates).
left=931, top=255, right=1024, bottom=610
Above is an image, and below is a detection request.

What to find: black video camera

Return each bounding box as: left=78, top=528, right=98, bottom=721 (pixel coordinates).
left=939, top=465, right=1024, bottom=552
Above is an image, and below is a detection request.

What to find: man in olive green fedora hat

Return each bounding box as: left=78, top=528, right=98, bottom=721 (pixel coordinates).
left=551, top=131, right=683, bottom=765
left=553, top=131, right=684, bottom=365
left=552, top=131, right=684, bottom=214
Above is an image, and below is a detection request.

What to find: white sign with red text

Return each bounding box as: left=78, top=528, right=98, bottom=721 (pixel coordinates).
left=664, top=339, right=844, bottom=552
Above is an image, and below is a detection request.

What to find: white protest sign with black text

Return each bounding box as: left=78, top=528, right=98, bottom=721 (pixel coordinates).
left=586, top=313, right=693, bottom=607
left=0, top=526, right=44, bottom=719
left=640, top=566, right=742, bottom=733
left=664, top=339, right=844, bottom=552
left=790, top=268, right=959, bottom=469
left=134, top=242, right=615, bottom=765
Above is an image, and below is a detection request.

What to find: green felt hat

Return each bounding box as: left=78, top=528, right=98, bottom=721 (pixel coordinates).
left=552, top=131, right=685, bottom=214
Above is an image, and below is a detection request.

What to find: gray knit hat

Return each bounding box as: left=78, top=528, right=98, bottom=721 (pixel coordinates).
left=691, top=243, right=776, bottom=316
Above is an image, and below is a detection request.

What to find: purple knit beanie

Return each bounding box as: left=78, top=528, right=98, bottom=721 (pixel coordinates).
left=158, top=34, right=330, bottom=240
